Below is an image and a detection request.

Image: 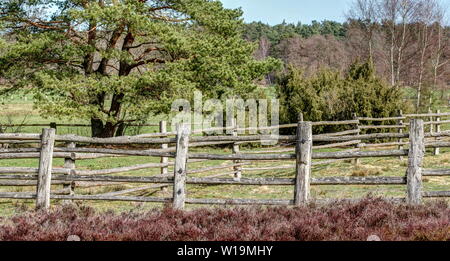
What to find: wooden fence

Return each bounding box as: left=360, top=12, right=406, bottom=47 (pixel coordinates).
left=0, top=117, right=449, bottom=209
left=2, top=109, right=448, bottom=138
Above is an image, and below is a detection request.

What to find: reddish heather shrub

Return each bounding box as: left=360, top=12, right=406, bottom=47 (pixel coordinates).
left=0, top=197, right=448, bottom=241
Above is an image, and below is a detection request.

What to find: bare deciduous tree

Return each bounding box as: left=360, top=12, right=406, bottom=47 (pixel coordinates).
left=347, top=0, right=380, bottom=61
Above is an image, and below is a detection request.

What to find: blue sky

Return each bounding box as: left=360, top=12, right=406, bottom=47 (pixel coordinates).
left=219, top=0, right=352, bottom=25
left=219, top=0, right=450, bottom=25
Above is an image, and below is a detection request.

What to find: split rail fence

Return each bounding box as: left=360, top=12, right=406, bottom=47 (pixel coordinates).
left=2, top=108, right=448, bottom=139
left=0, top=115, right=449, bottom=209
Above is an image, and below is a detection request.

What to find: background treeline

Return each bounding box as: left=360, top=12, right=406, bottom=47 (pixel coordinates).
left=244, top=0, right=449, bottom=115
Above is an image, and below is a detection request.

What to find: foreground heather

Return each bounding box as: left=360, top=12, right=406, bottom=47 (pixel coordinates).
left=0, top=197, right=448, bottom=241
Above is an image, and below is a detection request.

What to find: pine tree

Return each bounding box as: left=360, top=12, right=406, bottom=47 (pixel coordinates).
left=0, top=0, right=280, bottom=137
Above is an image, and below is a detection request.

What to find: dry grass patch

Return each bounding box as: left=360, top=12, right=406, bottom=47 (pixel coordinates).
left=351, top=166, right=382, bottom=177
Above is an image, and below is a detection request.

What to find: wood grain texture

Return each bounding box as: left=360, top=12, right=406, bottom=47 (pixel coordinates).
left=422, top=169, right=450, bottom=176
left=188, top=153, right=295, bottom=161
left=0, top=167, right=68, bottom=174
left=316, top=129, right=360, bottom=137
left=422, top=191, right=450, bottom=197
left=406, top=119, right=424, bottom=205
left=186, top=177, right=295, bottom=185
left=51, top=194, right=172, bottom=203
left=295, top=122, right=312, bottom=205
left=311, top=177, right=406, bottom=185
left=185, top=198, right=293, bottom=206
left=313, top=133, right=408, bottom=142
left=0, top=133, right=41, bottom=140
left=313, top=140, right=360, bottom=149
left=36, top=128, right=56, bottom=209
left=0, top=180, right=70, bottom=186
left=172, top=124, right=190, bottom=209
left=358, top=116, right=406, bottom=121
left=312, top=149, right=408, bottom=159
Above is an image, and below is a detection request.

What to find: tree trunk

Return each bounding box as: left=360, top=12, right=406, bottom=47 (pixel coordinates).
left=91, top=118, right=104, bottom=137
left=368, top=39, right=373, bottom=62
left=390, top=33, right=395, bottom=86
left=396, top=22, right=407, bottom=84
left=102, top=122, right=118, bottom=138
left=115, top=123, right=126, bottom=137
left=89, top=30, right=132, bottom=138
left=416, top=24, right=429, bottom=112
left=90, top=92, right=119, bottom=138
left=90, top=119, right=120, bottom=138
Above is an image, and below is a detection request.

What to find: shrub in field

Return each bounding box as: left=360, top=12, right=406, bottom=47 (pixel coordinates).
left=277, top=61, right=412, bottom=134
left=0, top=197, right=448, bottom=241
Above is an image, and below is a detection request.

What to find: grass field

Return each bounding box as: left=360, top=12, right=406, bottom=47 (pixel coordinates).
left=0, top=90, right=166, bottom=136
left=0, top=89, right=449, bottom=217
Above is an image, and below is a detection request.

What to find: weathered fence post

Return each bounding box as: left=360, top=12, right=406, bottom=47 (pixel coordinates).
left=36, top=128, right=56, bottom=210
left=353, top=113, right=360, bottom=165
left=172, top=124, right=190, bottom=209
left=232, top=119, right=242, bottom=181
left=406, top=119, right=424, bottom=205
left=160, top=121, right=169, bottom=175
left=434, top=110, right=440, bottom=156
left=294, top=121, right=312, bottom=205
left=63, top=142, right=76, bottom=197
left=398, top=110, right=404, bottom=160
left=298, top=112, right=304, bottom=122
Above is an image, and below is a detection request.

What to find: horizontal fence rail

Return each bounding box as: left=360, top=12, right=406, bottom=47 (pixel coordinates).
left=2, top=109, right=449, bottom=137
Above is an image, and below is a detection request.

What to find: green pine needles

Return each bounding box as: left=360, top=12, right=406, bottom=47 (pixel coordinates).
left=0, top=0, right=280, bottom=137
left=277, top=61, right=412, bottom=133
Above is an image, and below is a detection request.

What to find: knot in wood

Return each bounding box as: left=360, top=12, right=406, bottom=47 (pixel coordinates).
left=178, top=168, right=183, bottom=174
